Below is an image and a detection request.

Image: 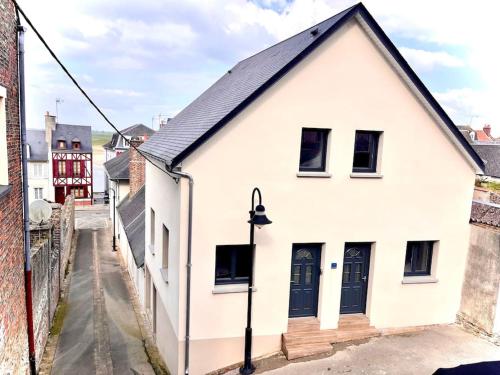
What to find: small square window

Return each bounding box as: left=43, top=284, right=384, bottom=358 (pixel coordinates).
left=215, top=245, right=252, bottom=285
left=162, top=225, right=169, bottom=269
left=299, top=128, right=329, bottom=172
left=353, top=131, right=380, bottom=173
left=404, top=241, right=434, bottom=276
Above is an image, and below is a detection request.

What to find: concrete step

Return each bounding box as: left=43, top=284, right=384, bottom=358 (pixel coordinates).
left=283, top=342, right=332, bottom=360
left=284, top=327, right=380, bottom=346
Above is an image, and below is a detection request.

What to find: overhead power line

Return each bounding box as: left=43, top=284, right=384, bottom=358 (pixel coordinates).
left=11, top=0, right=173, bottom=178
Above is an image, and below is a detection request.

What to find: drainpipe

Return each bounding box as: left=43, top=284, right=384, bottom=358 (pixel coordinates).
left=17, top=22, right=37, bottom=375
left=165, top=164, right=193, bottom=375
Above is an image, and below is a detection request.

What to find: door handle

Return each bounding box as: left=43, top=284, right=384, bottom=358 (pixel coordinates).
left=362, top=276, right=367, bottom=282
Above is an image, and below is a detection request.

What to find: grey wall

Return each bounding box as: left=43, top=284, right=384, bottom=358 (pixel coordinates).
left=459, top=223, right=500, bottom=334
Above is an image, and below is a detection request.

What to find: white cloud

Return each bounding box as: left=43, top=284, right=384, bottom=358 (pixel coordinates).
left=399, top=47, right=465, bottom=71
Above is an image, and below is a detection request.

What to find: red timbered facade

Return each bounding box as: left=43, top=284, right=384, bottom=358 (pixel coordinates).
left=52, top=150, right=92, bottom=204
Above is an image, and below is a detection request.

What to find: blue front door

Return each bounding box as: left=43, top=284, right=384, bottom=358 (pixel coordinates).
left=289, top=244, right=321, bottom=318
left=340, top=243, right=371, bottom=314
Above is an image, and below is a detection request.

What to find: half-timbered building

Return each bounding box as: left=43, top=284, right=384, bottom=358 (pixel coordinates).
left=45, top=112, right=93, bottom=205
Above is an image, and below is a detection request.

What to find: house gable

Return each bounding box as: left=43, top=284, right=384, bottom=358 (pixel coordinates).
left=140, top=3, right=484, bottom=174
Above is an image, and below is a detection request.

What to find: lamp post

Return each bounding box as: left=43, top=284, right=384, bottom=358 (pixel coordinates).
left=108, top=186, right=117, bottom=252
left=240, top=187, right=272, bottom=375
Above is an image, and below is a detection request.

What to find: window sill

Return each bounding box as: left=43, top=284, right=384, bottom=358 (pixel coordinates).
left=350, top=172, right=383, bottom=179
left=148, top=244, right=155, bottom=255
left=296, top=171, right=331, bottom=178
left=160, top=268, right=168, bottom=284
left=401, top=276, right=438, bottom=284
left=0, top=185, right=12, bottom=200
left=212, top=284, right=257, bottom=294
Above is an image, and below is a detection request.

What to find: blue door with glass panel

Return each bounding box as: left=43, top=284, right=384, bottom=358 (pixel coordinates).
left=340, top=243, right=371, bottom=314
left=289, top=244, right=321, bottom=318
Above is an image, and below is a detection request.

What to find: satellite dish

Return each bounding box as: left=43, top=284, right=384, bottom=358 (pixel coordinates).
left=30, top=200, right=52, bottom=224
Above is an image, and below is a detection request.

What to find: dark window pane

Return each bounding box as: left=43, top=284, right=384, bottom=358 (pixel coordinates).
left=343, top=264, right=351, bottom=283
left=305, top=265, right=312, bottom=285
left=354, top=263, right=362, bottom=282
left=215, top=245, right=251, bottom=284
left=414, top=242, right=431, bottom=273
left=299, top=129, right=328, bottom=171
left=291, top=265, right=301, bottom=284
left=404, top=246, right=412, bottom=273
left=404, top=241, right=433, bottom=276
left=353, top=131, right=379, bottom=172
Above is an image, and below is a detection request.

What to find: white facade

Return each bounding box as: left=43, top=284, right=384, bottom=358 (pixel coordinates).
left=27, top=161, right=51, bottom=204
left=143, top=16, right=480, bottom=375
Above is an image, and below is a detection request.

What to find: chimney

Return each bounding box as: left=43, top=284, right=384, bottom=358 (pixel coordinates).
left=483, top=124, right=492, bottom=138
left=45, top=111, right=56, bottom=145
left=129, top=136, right=145, bottom=197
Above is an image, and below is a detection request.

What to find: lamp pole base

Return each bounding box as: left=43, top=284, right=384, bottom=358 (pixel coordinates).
left=239, top=363, right=255, bottom=375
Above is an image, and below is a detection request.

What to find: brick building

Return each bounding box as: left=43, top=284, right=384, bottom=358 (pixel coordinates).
left=0, top=0, right=29, bottom=373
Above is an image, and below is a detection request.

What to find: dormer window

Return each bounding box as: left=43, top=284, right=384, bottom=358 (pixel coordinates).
left=72, top=137, right=81, bottom=150
left=57, top=139, right=66, bottom=149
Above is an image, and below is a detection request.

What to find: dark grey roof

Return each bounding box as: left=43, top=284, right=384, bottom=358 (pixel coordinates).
left=52, top=123, right=92, bottom=153
left=103, top=150, right=130, bottom=180
left=139, top=3, right=484, bottom=172
left=470, top=200, right=500, bottom=227
left=26, top=129, right=48, bottom=161
left=103, top=124, right=155, bottom=150
left=473, top=144, right=500, bottom=178
left=117, top=187, right=145, bottom=268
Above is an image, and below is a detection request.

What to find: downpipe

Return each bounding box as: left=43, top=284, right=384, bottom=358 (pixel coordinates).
left=17, top=23, right=37, bottom=374
left=165, top=164, right=193, bottom=375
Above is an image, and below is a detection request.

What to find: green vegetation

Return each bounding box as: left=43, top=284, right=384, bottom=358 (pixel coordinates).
left=92, top=131, right=113, bottom=148
left=475, top=177, right=500, bottom=192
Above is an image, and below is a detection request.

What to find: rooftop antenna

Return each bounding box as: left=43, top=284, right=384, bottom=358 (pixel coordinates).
left=56, top=98, right=64, bottom=121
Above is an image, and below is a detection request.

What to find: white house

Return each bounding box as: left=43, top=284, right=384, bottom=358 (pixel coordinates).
left=139, top=4, right=485, bottom=375
left=103, top=123, right=155, bottom=162
left=26, top=129, right=52, bottom=203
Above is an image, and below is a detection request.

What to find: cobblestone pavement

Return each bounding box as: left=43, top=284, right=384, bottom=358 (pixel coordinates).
left=51, top=206, right=154, bottom=375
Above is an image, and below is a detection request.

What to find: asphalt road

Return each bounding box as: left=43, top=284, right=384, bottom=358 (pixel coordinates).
left=51, top=207, right=154, bottom=375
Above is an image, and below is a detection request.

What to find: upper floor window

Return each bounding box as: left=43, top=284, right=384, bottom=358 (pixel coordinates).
left=150, top=208, right=156, bottom=248
left=58, top=160, right=66, bottom=176
left=404, top=241, right=434, bottom=276
left=215, top=245, right=252, bottom=285
left=162, top=225, right=169, bottom=270
left=299, top=128, right=330, bottom=172
left=57, top=139, right=66, bottom=149
left=352, top=131, right=380, bottom=173
left=72, top=140, right=81, bottom=150
left=34, top=187, right=43, bottom=200
left=32, top=163, right=45, bottom=178
left=0, top=85, right=8, bottom=186
left=73, top=161, right=81, bottom=176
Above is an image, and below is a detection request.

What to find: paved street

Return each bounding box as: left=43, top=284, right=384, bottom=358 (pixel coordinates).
left=52, top=206, right=154, bottom=375
left=253, top=326, right=500, bottom=375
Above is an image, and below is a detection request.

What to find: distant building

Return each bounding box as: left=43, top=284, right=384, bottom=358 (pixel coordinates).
left=45, top=113, right=93, bottom=205
left=103, top=123, right=154, bottom=162
left=26, top=129, right=51, bottom=203
left=458, top=124, right=498, bottom=144
left=473, top=144, right=500, bottom=181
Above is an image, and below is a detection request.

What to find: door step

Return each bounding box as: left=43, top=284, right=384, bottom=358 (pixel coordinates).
left=282, top=315, right=380, bottom=360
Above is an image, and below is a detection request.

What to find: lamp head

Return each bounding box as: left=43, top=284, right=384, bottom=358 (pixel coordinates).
left=249, top=204, right=272, bottom=229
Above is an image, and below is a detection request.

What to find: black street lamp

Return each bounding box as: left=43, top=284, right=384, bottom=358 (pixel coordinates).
left=240, top=187, right=272, bottom=375
left=108, top=186, right=117, bottom=252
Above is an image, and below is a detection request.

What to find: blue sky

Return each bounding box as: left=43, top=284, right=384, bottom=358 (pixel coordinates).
left=19, top=0, right=499, bottom=137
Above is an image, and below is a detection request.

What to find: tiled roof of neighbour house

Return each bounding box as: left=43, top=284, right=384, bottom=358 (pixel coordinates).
left=472, top=144, right=500, bottom=178
left=26, top=129, right=48, bottom=161
left=117, top=186, right=145, bottom=268
left=103, top=150, right=130, bottom=180
left=103, top=124, right=155, bottom=150
left=475, top=130, right=492, bottom=142
left=470, top=200, right=500, bottom=227
left=52, top=124, right=92, bottom=153
left=139, top=3, right=484, bottom=173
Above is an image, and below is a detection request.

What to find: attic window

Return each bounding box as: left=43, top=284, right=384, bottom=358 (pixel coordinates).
left=72, top=138, right=81, bottom=150
left=58, top=140, right=66, bottom=149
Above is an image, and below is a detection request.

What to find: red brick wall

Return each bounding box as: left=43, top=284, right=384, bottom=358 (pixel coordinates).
left=129, top=138, right=145, bottom=197
left=0, top=0, right=29, bottom=373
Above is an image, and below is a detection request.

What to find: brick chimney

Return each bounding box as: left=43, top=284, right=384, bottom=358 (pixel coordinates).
left=129, top=136, right=145, bottom=197
left=483, top=124, right=492, bottom=138
left=45, top=111, right=56, bottom=145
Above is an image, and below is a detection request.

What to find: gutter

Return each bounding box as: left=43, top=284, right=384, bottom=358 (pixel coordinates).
left=17, top=22, right=37, bottom=374
left=165, top=164, right=193, bottom=375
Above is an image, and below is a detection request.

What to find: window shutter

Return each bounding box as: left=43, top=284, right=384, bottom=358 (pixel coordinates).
left=53, top=159, right=58, bottom=178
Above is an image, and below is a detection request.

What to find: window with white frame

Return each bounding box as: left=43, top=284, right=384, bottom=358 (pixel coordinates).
left=34, top=188, right=43, bottom=200
left=150, top=208, right=156, bottom=249
left=162, top=224, right=169, bottom=270
left=0, top=85, right=8, bottom=186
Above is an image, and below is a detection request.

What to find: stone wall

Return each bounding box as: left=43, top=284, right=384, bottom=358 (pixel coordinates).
left=0, top=0, right=29, bottom=373
left=459, top=223, right=500, bottom=336
left=29, top=195, right=74, bottom=370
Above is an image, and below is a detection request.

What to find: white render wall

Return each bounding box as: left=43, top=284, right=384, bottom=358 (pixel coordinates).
left=147, top=18, right=478, bottom=375
left=27, top=161, right=51, bottom=204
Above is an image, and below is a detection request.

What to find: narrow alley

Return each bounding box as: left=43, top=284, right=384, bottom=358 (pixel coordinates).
left=50, top=206, right=154, bottom=375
